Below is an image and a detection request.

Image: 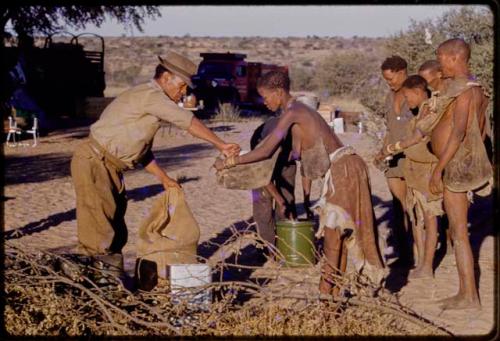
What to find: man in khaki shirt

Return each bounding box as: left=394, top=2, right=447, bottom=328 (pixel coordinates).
left=71, top=51, right=240, bottom=273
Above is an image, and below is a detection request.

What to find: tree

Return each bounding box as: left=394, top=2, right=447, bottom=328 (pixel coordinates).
left=384, top=7, right=493, bottom=95
left=314, top=51, right=378, bottom=96
left=1, top=6, right=160, bottom=39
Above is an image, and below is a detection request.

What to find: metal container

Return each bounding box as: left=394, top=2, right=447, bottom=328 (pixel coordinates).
left=276, top=219, right=316, bottom=267
left=169, top=264, right=212, bottom=309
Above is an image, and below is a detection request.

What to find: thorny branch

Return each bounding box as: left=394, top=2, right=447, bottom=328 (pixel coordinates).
left=5, top=226, right=453, bottom=336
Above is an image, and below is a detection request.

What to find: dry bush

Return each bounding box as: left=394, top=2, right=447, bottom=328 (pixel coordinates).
left=112, top=65, right=142, bottom=85
left=314, top=51, right=379, bottom=97
left=290, top=65, right=315, bottom=91
left=355, top=73, right=389, bottom=118
left=4, top=233, right=453, bottom=337
left=212, top=102, right=242, bottom=122
left=384, top=7, right=493, bottom=121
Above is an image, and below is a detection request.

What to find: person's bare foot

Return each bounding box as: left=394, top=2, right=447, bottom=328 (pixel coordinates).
left=332, top=286, right=341, bottom=299
left=437, top=294, right=481, bottom=310
left=408, top=267, right=433, bottom=280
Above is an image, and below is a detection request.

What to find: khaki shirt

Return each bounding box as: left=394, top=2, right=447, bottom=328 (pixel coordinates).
left=90, top=80, right=194, bottom=169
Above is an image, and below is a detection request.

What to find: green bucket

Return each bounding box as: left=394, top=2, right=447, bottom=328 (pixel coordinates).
left=276, top=219, right=316, bottom=267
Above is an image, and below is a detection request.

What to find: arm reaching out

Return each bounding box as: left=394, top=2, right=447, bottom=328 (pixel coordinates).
left=378, top=128, right=426, bottom=158
left=238, top=110, right=297, bottom=164
left=378, top=104, right=433, bottom=159
left=143, top=156, right=181, bottom=190
left=214, top=110, right=297, bottom=170
left=264, top=183, right=293, bottom=220
left=187, top=117, right=240, bottom=157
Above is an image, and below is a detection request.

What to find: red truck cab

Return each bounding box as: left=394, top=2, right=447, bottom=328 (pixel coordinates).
left=192, top=52, right=288, bottom=110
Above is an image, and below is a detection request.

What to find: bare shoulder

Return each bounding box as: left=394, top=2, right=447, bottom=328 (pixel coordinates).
left=455, top=86, right=474, bottom=103
left=284, top=102, right=309, bottom=119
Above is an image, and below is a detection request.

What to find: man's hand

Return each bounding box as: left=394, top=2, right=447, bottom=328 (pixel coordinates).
left=213, top=158, right=225, bottom=171
left=220, top=143, right=240, bottom=157
left=162, top=176, right=181, bottom=191
left=276, top=200, right=287, bottom=219
left=429, top=169, right=443, bottom=195
left=375, top=149, right=387, bottom=161
left=276, top=200, right=293, bottom=220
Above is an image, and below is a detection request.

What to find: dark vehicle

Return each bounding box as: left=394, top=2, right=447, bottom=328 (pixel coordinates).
left=2, top=32, right=105, bottom=130
left=35, top=32, right=106, bottom=117
left=191, top=52, right=288, bottom=111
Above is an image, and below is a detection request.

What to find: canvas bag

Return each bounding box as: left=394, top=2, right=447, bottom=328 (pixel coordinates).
left=216, top=146, right=282, bottom=190
left=136, top=187, right=200, bottom=279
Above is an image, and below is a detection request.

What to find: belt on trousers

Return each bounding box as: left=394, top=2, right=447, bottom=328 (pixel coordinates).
left=88, top=136, right=128, bottom=172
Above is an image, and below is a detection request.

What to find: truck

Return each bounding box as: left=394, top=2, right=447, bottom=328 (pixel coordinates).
left=2, top=32, right=105, bottom=131
left=191, top=52, right=288, bottom=111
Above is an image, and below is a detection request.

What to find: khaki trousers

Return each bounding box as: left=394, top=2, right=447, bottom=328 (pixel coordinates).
left=71, top=141, right=128, bottom=254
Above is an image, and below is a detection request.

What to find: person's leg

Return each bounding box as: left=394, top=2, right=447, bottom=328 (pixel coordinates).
left=387, top=177, right=408, bottom=216
left=438, top=189, right=480, bottom=309
left=71, top=150, right=119, bottom=254
left=410, top=213, right=438, bottom=279
left=276, top=163, right=297, bottom=218
left=332, top=235, right=349, bottom=298
left=71, top=148, right=127, bottom=278
left=302, top=176, right=313, bottom=219
left=387, top=177, right=412, bottom=265
left=411, top=222, right=425, bottom=268
left=252, top=188, right=275, bottom=246
left=320, top=227, right=342, bottom=295
left=106, top=168, right=128, bottom=254
left=440, top=215, right=454, bottom=254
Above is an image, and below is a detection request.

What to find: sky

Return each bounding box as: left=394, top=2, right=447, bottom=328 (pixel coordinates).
left=69, top=5, right=485, bottom=38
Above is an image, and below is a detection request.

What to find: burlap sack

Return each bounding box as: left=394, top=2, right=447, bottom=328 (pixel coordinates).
left=216, top=147, right=281, bottom=190
left=136, top=187, right=200, bottom=279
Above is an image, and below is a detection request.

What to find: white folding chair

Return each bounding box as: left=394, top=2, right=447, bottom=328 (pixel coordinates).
left=6, top=116, right=22, bottom=147
left=25, top=117, right=39, bottom=146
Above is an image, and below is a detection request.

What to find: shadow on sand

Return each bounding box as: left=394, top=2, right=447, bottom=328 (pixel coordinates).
left=374, top=190, right=494, bottom=294
left=197, top=219, right=273, bottom=304
left=4, top=177, right=201, bottom=241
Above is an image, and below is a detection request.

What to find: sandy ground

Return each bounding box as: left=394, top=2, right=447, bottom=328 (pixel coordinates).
left=3, top=119, right=495, bottom=337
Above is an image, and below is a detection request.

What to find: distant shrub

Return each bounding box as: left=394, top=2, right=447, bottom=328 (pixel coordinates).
left=356, top=74, right=389, bottom=118
left=313, top=51, right=378, bottom=96
left=113, top=65, right=142, bottom=85
left=385, top=7, right=493, bottom=95
left=384, top=6, right=493, bottom=131
left=290, top=65, right=315, bottom=91
left=213, top=102, right=241, bottom=122
left=301, top=60, right=313, bottom=67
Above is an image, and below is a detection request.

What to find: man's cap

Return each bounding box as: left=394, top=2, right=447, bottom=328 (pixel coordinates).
left=158, top=51, right=198, bottom=88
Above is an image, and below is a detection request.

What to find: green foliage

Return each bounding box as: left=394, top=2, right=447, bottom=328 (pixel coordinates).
left=313, top=51, right=379, bottom=97
left=356, top=75, right=389, bottom=117
left=1, top=6, right=160, bottom=37
left=384, top=7, right=493, bottom=95
left=384, top=18, right=441, bottom=73
left=290, top=65, right=315, bottom=91
left=113, top=65, right=142, bottom=85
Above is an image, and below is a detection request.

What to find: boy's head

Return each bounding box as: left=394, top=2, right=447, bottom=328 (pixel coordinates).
left=401, top=75, right=428, bottom=109
left=381, top=55, right=408, bottom=91
left=436, top=38, right=470, bottom=78
left=418, top=60, right=442, bottom=91
left=257, top=71, right=290, bottom=112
